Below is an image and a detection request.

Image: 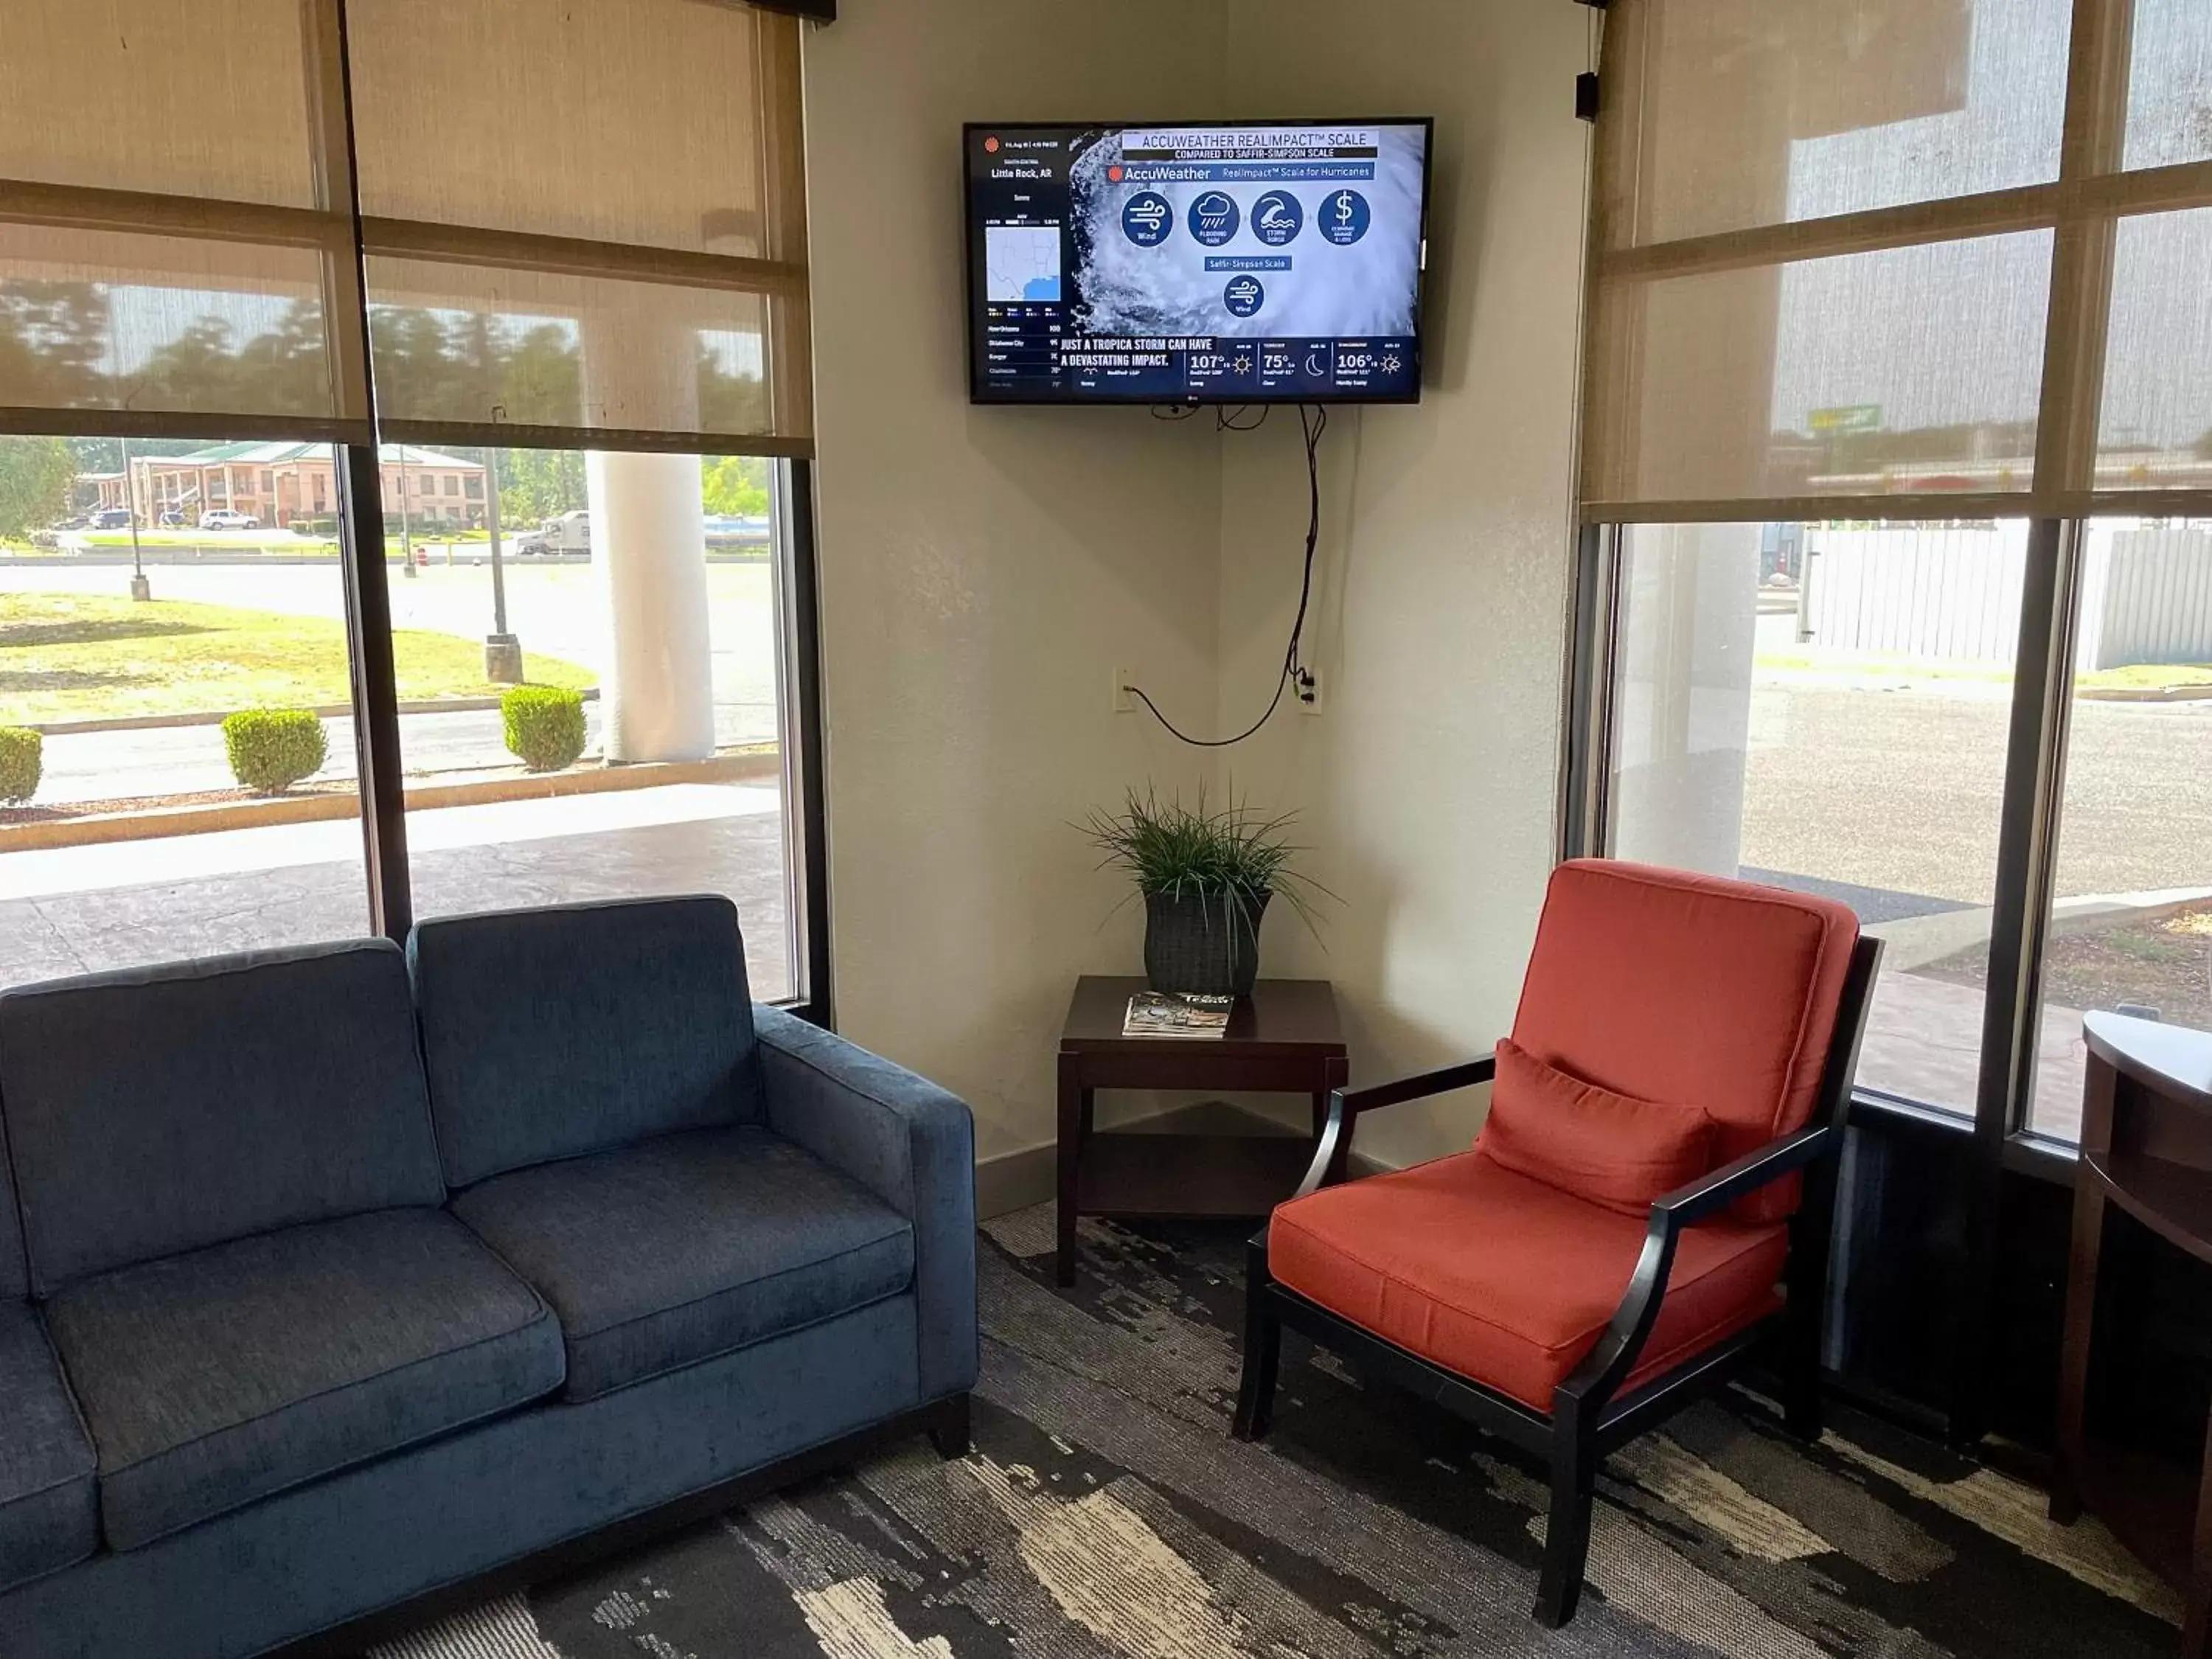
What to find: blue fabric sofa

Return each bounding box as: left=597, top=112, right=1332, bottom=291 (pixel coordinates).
left=0, top=896, right=975, bottom=1659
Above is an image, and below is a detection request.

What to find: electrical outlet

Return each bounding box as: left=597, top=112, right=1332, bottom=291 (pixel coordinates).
left=1294, top=666, right=1323, bottom=714
left=1112, top=665, right=1135, bottom=714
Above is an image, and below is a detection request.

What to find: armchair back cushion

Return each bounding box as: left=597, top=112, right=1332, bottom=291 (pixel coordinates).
left=0, top=942, right=445, bottom=1294
left=411, top=896, right=764, bottom=1189
left=1477, top=1038, right=1714, bottom=1217
left=1509, top=860, right=1859, bottom=1225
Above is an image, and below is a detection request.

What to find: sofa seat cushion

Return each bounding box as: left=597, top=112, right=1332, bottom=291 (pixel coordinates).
left=1269, top=1152, right=1790, bottom=1413
left=0, top=1301, right=97, bottom=1593
left=44, top=1208, right=563, bottom=1551
left=452, top=1125, right=916, bottom=1402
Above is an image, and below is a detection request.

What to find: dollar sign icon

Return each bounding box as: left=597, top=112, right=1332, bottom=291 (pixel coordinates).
left=1325, top=189, right=1368, bottom=245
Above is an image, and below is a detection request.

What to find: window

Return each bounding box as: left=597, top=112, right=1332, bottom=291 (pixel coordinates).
left=0, top=1, right=821, bottom=1006
left=2028, top=519, right=2212, bottom=1136
left=2, top=436, right=370, bottom=981
left=1605, top=521, right=2022, bottom=1116
left=1577, top=0, right=2212, bottom=1145
left=386, top=449, right=799, bottom=1000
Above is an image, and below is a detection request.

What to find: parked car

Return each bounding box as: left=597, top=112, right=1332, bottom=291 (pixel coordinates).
left=201, top=509, right=260, bottom=529
left=158, top=509, right=185, bottom=527
left=90, top=507, right=133, bottom=530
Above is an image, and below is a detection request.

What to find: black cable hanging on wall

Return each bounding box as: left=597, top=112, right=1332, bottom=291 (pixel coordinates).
left=1122, top=402, right=1327, bottom=748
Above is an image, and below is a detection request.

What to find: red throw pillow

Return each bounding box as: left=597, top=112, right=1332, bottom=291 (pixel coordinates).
left=1475, top=1038, right=1717, bottom=1217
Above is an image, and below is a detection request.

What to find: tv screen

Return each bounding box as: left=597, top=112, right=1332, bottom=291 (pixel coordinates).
left=965, top=120, right=1432, bottom=406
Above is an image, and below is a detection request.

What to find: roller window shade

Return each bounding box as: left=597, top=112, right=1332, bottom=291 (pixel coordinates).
left=0, top=0, right=812, bottom=458
left=1582, top=0, right=2212, bottom=524
left=347, top=0, right=813, bottom=454
left=0, top=0, right=368, bottom=439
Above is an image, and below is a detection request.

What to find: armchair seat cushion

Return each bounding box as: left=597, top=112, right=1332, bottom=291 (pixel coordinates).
left=451, top=1125, right=916, bottom=1402
left=1269, top=1152, right=1788, bottom=1412
left=0, top=1302, right=97, bottom=1593
left=44, top=1208, right=563, bottom=1551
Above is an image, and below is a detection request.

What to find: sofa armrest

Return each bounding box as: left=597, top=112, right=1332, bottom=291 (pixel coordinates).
left=753, top=1005, right=977, bottom=1402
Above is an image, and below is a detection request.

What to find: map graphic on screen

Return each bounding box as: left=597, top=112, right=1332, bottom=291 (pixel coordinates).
left=966, top=121, right=1430, bottom=404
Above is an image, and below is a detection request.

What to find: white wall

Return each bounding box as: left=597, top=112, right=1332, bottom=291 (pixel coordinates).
left=801, top=0, right=1228, bottom=1165
left=1208, top=2, right=1590, bottom=1167
left=803, top=1, right=1589, bottom=1176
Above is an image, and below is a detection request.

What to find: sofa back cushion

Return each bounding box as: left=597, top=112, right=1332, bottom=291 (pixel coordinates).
left=0, top=1115, right=25, bottom=1300
left=0, top=941, right=446, bottom=1295
left=1510, top=859, right=1859, bottom=1225
left=409, top=896, right=762, bottom=1189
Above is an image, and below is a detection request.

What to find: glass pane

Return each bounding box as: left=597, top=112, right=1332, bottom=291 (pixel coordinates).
left=0, top=0, right=321, bottom=209
left=349, top=0, right=780, bottom=260
left=2098, top=208, right=2212, bottom=494
left=2123, top=0, right=2212, bottom=171
left=0, top=231, right=345, bottom=427
left=365, top=259, right=796, bottom=441
left=1608, top=520, right=2024, bottom=1116
left=1, top=434, right=371, bottom=987
left=1598, top=0, right=2070, bottom=250
left=390, top=447, right=796, bottom=1001
left=2028, top=519, right=2212, bottom=1139
left=1585, top=232, right=2053, bottom=507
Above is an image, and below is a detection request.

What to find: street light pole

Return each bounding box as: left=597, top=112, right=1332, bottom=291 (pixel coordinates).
left=121, top=434, right=150, bottom=602
left=482, top=448, right=522, bottom=683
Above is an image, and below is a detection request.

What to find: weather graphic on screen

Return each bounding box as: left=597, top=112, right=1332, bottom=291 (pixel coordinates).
left=967, top=122, right=1427, bottom=403
left=985, top=225, right=1063, bottom=302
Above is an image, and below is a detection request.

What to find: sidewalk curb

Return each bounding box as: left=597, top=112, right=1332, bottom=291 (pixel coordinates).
left=28, top=688, right=601, bottom=737
left=0, top=749, right=779, bottom=854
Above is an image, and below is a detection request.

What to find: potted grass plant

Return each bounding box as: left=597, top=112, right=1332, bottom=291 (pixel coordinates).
left=1080, top=786, right=1330, bottom=997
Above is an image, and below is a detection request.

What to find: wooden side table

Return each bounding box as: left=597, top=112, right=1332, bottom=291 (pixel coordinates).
left=1055, top=976, right=1347, bottom=1287
left=2051, top=1011, right=2212, bottom=1653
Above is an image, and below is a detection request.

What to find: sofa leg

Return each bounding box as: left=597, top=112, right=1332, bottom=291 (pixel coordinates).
left=927, top=1393, right=971, bottom=1459
left=1534, top=1422, right=1596, bottom=1627
left=1231, top=1233, right=1281, bottom=1442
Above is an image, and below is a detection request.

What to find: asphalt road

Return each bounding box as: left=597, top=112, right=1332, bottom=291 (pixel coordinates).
left=1740, top=680, right=2212, bottom=906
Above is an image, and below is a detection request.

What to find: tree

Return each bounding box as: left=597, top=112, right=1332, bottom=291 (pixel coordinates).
left=0, top=281, right=111, bottom=406
left=498, top=447, right=586, bottom=526
left=702, top=453, right=770, bottom=517
left=0, top=437, right=77, bottom=539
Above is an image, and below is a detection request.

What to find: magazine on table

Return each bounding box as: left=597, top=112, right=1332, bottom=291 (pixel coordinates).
left=1123, top=992, right=1235, bottom=1038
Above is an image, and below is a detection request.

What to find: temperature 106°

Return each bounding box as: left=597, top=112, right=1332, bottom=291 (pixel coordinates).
left=1337, top=349, right=1377, bottom=373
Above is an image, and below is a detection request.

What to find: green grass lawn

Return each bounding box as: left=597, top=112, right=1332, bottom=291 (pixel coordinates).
left=0, top=592, right=595, bottom=726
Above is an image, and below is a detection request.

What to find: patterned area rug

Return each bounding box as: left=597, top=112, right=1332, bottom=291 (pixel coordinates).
left=380, top=1206, right=2178, bottom=1659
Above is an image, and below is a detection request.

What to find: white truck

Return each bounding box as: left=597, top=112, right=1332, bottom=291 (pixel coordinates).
left=512, top=509, right=590, bottom=558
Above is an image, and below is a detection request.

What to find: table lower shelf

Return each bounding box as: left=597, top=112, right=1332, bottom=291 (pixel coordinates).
left=1074, top=1131, right=1317, bottom=1220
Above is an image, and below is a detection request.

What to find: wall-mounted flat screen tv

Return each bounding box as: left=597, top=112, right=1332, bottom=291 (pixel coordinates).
left=965, top=119, right=1433, bottom=406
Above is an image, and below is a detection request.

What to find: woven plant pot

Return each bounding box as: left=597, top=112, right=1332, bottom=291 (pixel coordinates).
left=1143, top=888, right=1269, bottom=997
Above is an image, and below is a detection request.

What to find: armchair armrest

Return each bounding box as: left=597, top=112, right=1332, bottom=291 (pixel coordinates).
left=753, top=1004, right=977, bottom=1402
left=1295, top=1053, right=1499, bottom=1197
left=1558, top=1123, right=1835, bottom=1413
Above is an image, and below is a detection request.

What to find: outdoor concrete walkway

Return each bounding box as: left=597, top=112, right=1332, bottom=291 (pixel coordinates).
left=0, top=784, right=794, bottom=999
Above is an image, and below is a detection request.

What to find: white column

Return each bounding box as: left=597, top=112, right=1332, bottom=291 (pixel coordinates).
left=588, top=449, right=715, bottom=764
left=1609, top=523, right=1762, bottom=877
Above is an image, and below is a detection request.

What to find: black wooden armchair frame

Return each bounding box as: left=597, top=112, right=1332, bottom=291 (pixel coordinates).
left=1231, top=935, right=1882, bottom=1627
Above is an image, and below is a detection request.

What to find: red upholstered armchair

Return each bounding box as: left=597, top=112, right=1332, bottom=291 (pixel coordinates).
left=1231, top=860, right=1882, bottom=1627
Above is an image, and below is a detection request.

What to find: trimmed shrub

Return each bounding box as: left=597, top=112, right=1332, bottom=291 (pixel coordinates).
left=223, top=709, right=328, bottom=795
left=502, top=685, right=587, bottom=773
left=290, top=515, right=340, bottom=538
left=0, top=727, right=41, bottom=805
